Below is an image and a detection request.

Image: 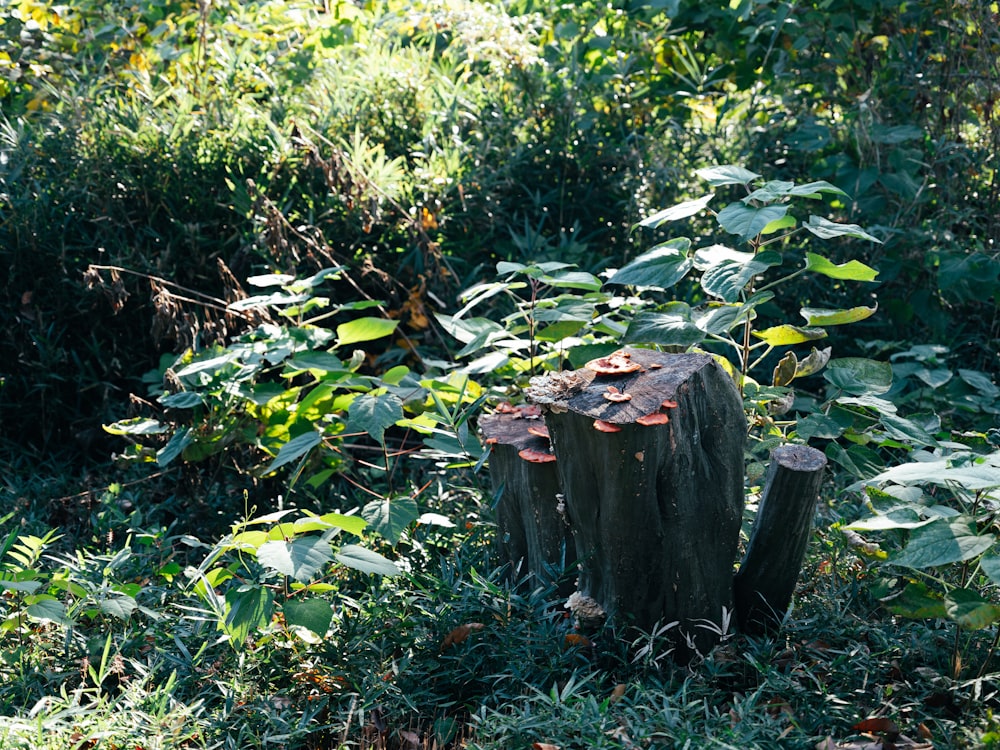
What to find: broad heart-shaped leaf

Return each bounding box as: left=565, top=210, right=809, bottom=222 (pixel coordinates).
left=99, top=594, right=137, bottom=621
left=879, top=412, right=940, bottom=447
left=283, top=597, right=333, bottom=638
left=606, top=238, right=693, bottom=289
left=696, top=165, right=761, bottom=186
left=795, top=346, right=832, bottom=378
left=824, top=357, right=892, bottom=395
left=800, top=305, right=877, bottom=326
left=335, top=544, right=400, bottom=576
left=157, top=427, right=193, bottom=467
left=336, top=317, right=399, bottom=346
left=636, top=193, right=714, bottom=229
left=804, top=252, right=879, bottom=281
left=158, top=391, right=204, bottom=409
left=804, top=216, right=882, bottom=243
left=717, top=202, right=788, bottom=241
left=622, top=311, right=706, bottom=348
left=257, top=533, right=337, bottom=583
left=347, top=392, right=403, bottom=445
left=536, top=269, right=603, bottom=291
left=698, top=249, right=783, bottom=302
left=890, top=518, right=995, bottom=569
left=26, top=598, right=71, bottom=626
left=945, top=588, right=1000, bottom=630
left=980, top=554, right=1000, bottom=586
left=745, top=180, right=848, bottom=203
left=361, top=496, right=419, bottom=545
left=845, top=507, right=935, bottom=532
left=882, top=581, right=947, bottom=619
left=858, top=454, right=1000, bottom=491
left=263, top=430, right=322, bottom=474
left=752, top=325, right=827, bottom=346
left=223, top=585, right=275, bottom=646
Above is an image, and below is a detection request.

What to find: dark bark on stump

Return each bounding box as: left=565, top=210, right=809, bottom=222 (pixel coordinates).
left=733, top=444, right=826, bottom=634
left=479, top=411, right=575, bottom=593
left=529, top=350, right=745, bottom=659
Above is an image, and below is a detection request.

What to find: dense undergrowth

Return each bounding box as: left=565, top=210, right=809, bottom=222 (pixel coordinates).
left=2, top=0, right=1000, bottom=747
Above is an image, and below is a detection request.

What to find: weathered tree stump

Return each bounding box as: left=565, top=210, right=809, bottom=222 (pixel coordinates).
left=527, top=349, right=746, bottom=659
left=482, top=349, right=826, bottom=663
left=733, top=443, right=827, bottom=634
left=479, top=405, right=576, bottom=594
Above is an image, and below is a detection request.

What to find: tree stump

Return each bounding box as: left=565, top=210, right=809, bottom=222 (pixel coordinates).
left=526, top=349, right=746, bottom=659
left=479, top=405, right=576, bottom=594
left=733, top=444, right=827, bottom=634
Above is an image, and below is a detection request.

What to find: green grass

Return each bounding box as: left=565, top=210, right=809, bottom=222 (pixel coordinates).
left=0, top=457, right=997, bottom=750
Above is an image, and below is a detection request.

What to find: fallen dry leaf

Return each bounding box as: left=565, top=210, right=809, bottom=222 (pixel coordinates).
left=440, top=622, right=485, bottom=651
left=609, top=683, right=626, bottom=704
left=563, top=633, right=594, bottom=649
left=852, top=717, right=899, bottom=735
left=532, top=743, right=561, bottom=750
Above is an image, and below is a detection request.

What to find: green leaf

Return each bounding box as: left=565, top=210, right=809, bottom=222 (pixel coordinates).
left=824, top=358, right=893, bottom=395
left=257, top=534, right=336, bottom=583
left=158, top=392, right=204, bottom=409
left=347, top=392, right=403, bottom=445
left=622, top=311, right=706, bottom=348
left=336, top=317, right=399, bottom=346
left=606, top=238, right=693, bottom=289
left=294, top=512, right=367, bottom=538
left=0, top=580, right=42, bottom=594
left=891, top=519, right=995, bottom=569
left=283, top=597, right=333, bottom=637
left=800, top=305, right=877, bottom=326
left=335, top=545, right=400, bottom=576
left=26, top=599, right=71, bottom=626
left=795, top=413, right=848, bottom=441
left=880, top=413, right=939, bottom=447
left=753, top=325, right=827, bottom=346
left=286, top=352, right=347, bottom=373
left=636, top=193, right=714, bottom=228
left=698, top=248, right=783, bottom=302
left=537, top=270, right=603, bottom=291
left=99, top=594, right=137, bottom=621
left=157, top=427, right=193, bottom=467
left=795, top=347, right=832, bottom=378
left=224, top=585, right=274, bottom=646
left=760, top=214, right=797, bottom=235
left=696, top=165, right=761, bottom=186
left=980, top=554, right=1000, bottom=586
left=717, top=202, right=788, bottom=241
left=361, top=496, right=419, bottom=545
left=264, top=430, right=323, bottom=474
left=846, top=507, right=934, bottom=531
left=945, top=588, right=1000, bottom=629
left=882, top=581, right=947, bottom=619
left=103, top=418, right=170, bottom=436
left=693, top=304, right=742, bottom=335
left=860, top=454, right=1000, bottom=491
left=804, top=252, right=879, bottom=281
left=804, top=216, right=882, bottom=243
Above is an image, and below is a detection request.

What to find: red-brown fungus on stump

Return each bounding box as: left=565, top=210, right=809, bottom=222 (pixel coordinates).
left=602, top=385, right=632, bottom=403
left=495, top=401, right=543, bottom=419
left=518, top=447, right=557, bottom=463
left=661, top=399, right=678, bottom=409
left=636, top=412, right=670, bottom=426
left=527, top=424, right=551, bottom=440
left=593, top=419, right=622, bottom=433
left=585, top=350, right=642, bottom=376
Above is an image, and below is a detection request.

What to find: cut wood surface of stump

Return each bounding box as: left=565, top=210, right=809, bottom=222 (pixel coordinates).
left=527, top=349, right=746, bottom=659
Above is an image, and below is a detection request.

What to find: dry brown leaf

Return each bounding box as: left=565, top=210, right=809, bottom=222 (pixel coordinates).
left=440, top=622, right=485, bottom=650
left=609, top=683, right=627, bottom=704
left=853, top=717, right=899, bottom=735
left=532, top=744, right=561, bottom=750
left=563, top=633, right=594, bottom=649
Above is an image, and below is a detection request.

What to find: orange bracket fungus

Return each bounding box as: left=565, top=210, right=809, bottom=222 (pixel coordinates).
left=584, top=350, right=642, bottom=376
